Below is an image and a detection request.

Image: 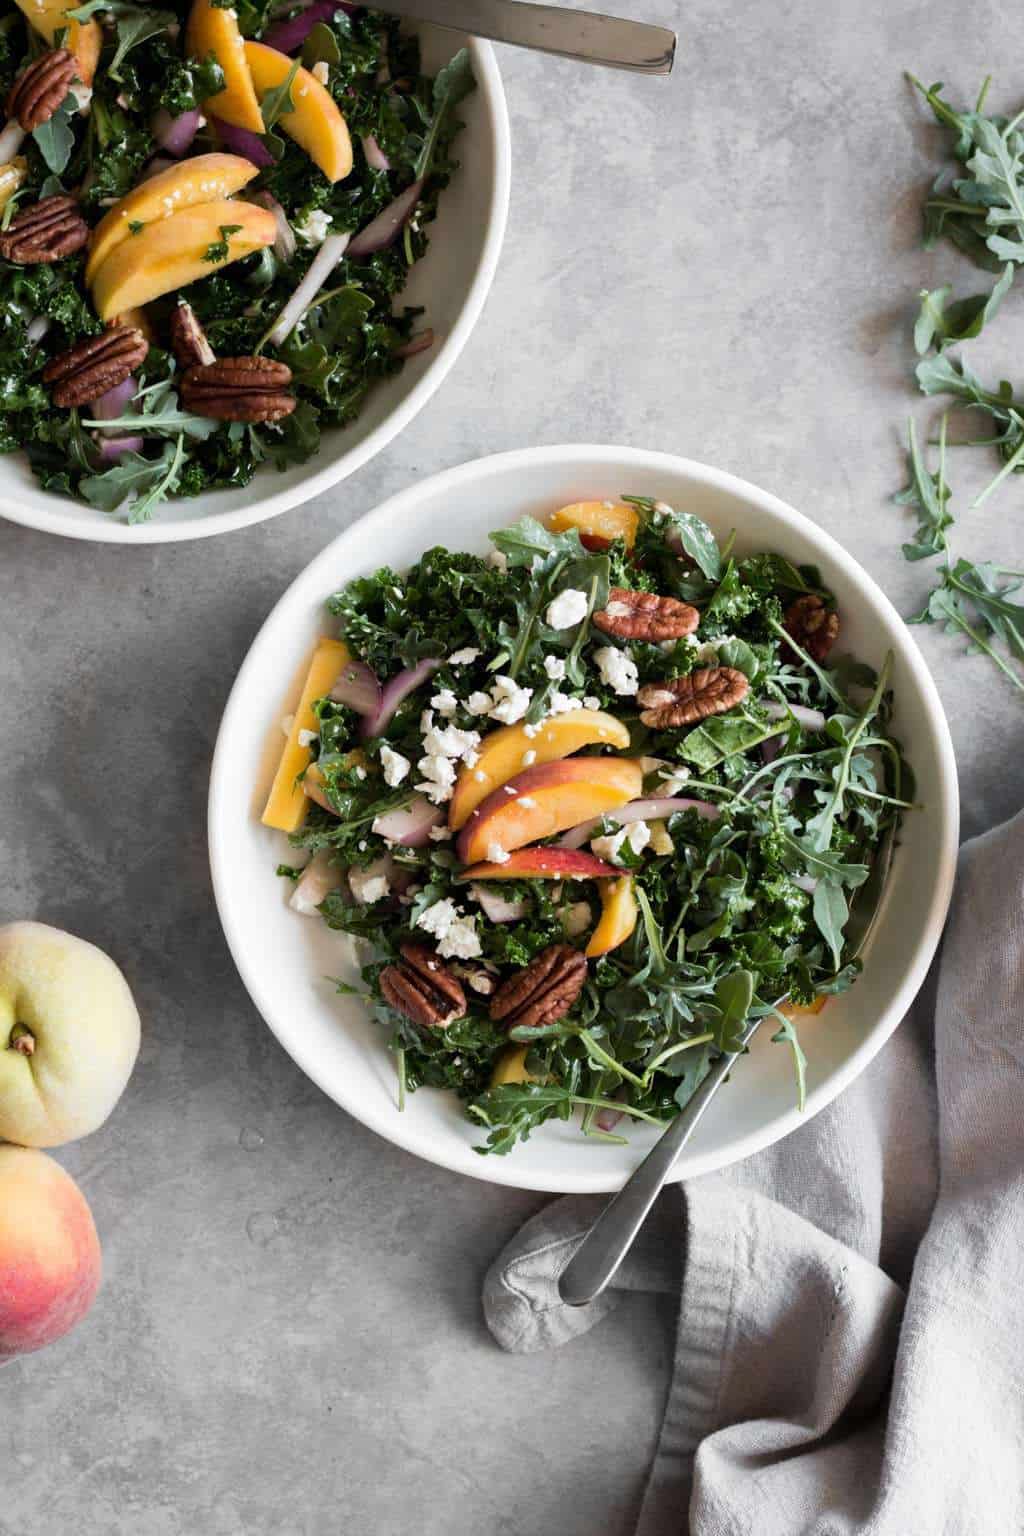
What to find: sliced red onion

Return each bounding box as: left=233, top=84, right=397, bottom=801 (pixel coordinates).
left=210, top=116, right=276, bottom=168
left=90, top=374, right=137, bottom=433
left=361, top=132, right=390, bottom=171
left=152, top=107, right=200, bottom=157
left=96, top=434, right=145, bottom=462
left=329, top=656, right=382, bottom=717
left=468, top=883, right=528, bottom=924
left=252, top=190, right=296, bottom=263
left=265, top=230, right=350, bottom=348
left=0, top=121, right=25, bottom=163
left=371, top=794, right=443, bottom=847
left=558, top=797, right=721, bottom=851
left=395, top=328, right=434, bottom=359
left=763, top=701, right=827, bottom=731
left=139, top=155, right=177, bottom=183
left=347, top=179, right=423, bottom=259
left=263, top=0, right=353, bottom=52
left=360, top=656, right=443, bottom=739
left=595, top=1087, right=629, bottom=1132
left=26, top=315, right=50, bottom=346
left=761, top=735, right=784, bottom=765
left=289, top=848, right=343, bottom=915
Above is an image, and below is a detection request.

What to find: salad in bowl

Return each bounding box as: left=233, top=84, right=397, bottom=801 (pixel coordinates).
left=260, top=494, right=911, bottom=1157
left=0, top=0, right=474, bottom=523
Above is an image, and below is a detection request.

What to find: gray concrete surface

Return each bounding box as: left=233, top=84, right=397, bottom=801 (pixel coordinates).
left=3, top=2, right=1024, bottom=1532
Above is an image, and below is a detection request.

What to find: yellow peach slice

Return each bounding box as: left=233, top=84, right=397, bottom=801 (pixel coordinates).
left=244, top=42, right=353, bottom=184
left=12, top=0, right=101, bottom=84
left=261, top=638, right=350, bottom=833
left=110, top=305, right=156, bottom=344
left=586, top=876, right=637, bottom=958
left=86, top=153, right=260, bottom=286
left=779, top=996, right=827, bottom=1019
left=456, top=757, right=643, bottom=866
left=0, top=158, right=26, bottom=213
left=90, top=198, right=276, bottom=322
left=186, top=0, right=264, bottom=133
left=449, top=709, right=630, bottom=832
left=490, top=1045, right=540, bottom=1088
left=550, top=501, right=639, bottom=550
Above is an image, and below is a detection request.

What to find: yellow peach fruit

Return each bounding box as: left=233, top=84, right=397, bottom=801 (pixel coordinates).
left=244, top=42, right=353, bottom=183
left=12, top=0, right=101, bottom=84
left=586, top=876, right=637, bottom=958
left=550, top=501, right=639, bottom=550
left=186, top=0, right=264, bottom=133
left=456, top=757, right=643, bottom=866
left=0, top=1147, right=102, bottom=1360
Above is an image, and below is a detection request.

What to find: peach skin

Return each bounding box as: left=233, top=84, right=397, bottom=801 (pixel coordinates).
left=455, top=756, right=643, bottom=865
left=449, top=708, right=630, bottom=831
left=0, top=1146, right=101, bottom=1360
left=549, top=501, right=639, bottom=550
left=459, top=848, right=616, bottom=882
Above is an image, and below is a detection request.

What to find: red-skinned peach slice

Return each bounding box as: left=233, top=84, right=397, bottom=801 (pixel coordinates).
left=459, top=848, right=617, bottom=882
left=449, top=708, right=630, bottom=831
left=779, top=996, right=827, bottom=1019
left=550, top=501, right=639, bottom=549
left=456, top=757, right=643, bottom=866
left=586, top=876, right=637, bottom=958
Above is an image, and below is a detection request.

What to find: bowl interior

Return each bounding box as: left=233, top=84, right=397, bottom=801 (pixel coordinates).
left=0, top=30, right=508, bottom=543
left=208, top=446, right=959, bottom=1192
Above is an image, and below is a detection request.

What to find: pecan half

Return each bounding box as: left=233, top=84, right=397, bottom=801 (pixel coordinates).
left=594, top=586, right=700, bottom=641
left=169, top=299, right=215, bottom=370
left=0, top=194, right=88, bottom=265
left=379, top=942, right=467, bottom=1029
left=6, top=49, right=78, bottom=131
left=637, top=666, right=749, bottom=729
left=783, top=595, right=839, bottom=663
left=489, top=944, right=587, bottom=1031
left=179, top=356, right=296, bottom=423
left=43, top=324, right=149, bottom=409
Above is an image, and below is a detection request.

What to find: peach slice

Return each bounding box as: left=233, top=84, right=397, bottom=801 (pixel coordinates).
left=449, top=709, right=630, bottom=832
left=86, top=153, right=260, bottom=285
left=460, top=848, right=616, bottom=883
left=90, top=198, right=276, bottom=321
left=779, top=996, right=827, bottom=1019
left=186, top=0, right=264, bottom=133
left=586, top=876, right=637, bottom=958
left=12, top=0, right=101, bottom=84
left=0, top=158, right=26, bottom=213
left=261, top=638, right=350, bottom=832
left=490, top=1045, right=540, bottom=1087
left=456, top=757, right=643, bottom=866
left=244, top=42, right=353, bottom=183
left=550, top=501, right=639, bottom=550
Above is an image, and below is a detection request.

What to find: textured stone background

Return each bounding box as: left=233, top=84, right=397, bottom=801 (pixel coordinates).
left=2, top=1, right=1024, bottom=1531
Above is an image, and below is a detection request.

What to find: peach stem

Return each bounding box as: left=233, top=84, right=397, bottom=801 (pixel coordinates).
left=8, top=1025, right=35, bottom=1057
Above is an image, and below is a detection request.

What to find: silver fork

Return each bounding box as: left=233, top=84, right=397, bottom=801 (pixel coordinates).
left=558, top=824, right=897, bottom=1307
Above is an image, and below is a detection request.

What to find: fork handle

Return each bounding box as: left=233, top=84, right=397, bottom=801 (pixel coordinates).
left=558, top=1020, right=762, bottom=1307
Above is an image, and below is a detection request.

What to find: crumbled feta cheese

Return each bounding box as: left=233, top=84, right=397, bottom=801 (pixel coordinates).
left=485, top=842, right=511, bottom=864
left=311, top=60, right=330, bottom=84
left=546, top=690, right=580, bottom=715
left=467, top=691, right=492, bottom=716
left=522, top=750, right=537, bottom=767
left=423, top=722, right=480, bottom=761
left=594, top=646, right=639, bottom=697
left=70, top=84, right=92, bottom=114
left=297, top=728, right=319, bottom=749
left=414, top=898, right=481, bottom=959
left=591, top=828, right=628, bottom=864
left=487, top=549, right=508, bottom=572
left=448, top=648, right=480, bottom=666
left=523, top=722, right=540, bottom=738
left=416, top=756, right=457, bottom=803
left=280, top=713, right=295, bottom=737
left=658, top=765, right=692, bottom=793
left=355, top=766, right=367, bottom=780
left=419, top=708, right=434, bottom=734
left=430, top=688, right=458, bottom=718
left=583, top=696, right=602, bottom=711
left=546, top=588, right=589, bottom=630
left=349, top=867, right=390, bottom=904
left=466, top=971, right=495, bottom=995
left=543, top=655, right=566, bottom=681
left=488, top=675, right=533, bottom=725
left=294, top=209, right=333, bottom=247
left=626, top=820, right=651, bottom=855
left=559, top=901, right=593, bottom=937
left=428, top=825, right=453, bottom=842
left=380, top=744, right=410, bottom=787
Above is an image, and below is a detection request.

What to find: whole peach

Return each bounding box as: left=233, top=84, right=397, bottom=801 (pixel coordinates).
left=0, top=921, right=140, bottom=1147
left=0, top=1146, right=101, bottom=1360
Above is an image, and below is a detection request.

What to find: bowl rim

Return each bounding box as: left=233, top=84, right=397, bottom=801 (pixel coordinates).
left=208, top=444, right=960, bottom=1192
left=0, top=38, right=510, bottom=546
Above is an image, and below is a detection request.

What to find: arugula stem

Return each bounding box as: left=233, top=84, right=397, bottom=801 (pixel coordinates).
left=576, top=1029, right=646, bottom=1088
left=942, top=608, right=1024, bottom=691
left=970, top=420, right=1024, bottom=509
left=642, top=1033, right=714, bottom=1079
left=765, top=615, right=850, bottom=709
left=396, top=1046, right=406, bottom=1112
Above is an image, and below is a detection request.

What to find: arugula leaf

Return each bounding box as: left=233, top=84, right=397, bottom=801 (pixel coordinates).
left=414, top=47, right=475, bottom=181
left=711, top=969, right=755, bottom=1053
left=624, top=494, right=721, bottom=579
left=738, top=552, right=830, bottom=599
left=202, top=223, right=243, bottom=264
left=79, top=437, right=186, bottom=523
left=913, top=264, right=1013, bottom=353
left=770, top=1011, right=808, bottom=1112
left=489, top=514, right=584, bottom=567
left=32, top=96, right=76, bottom=176
left=109, top=8, right=178, bottom=82
left=81, top=377, right=219, bottom=441
left=894, top=415, right=953, bottom=561
left=260, top=57, right=301, bottom=132
left=302, top=23, right=341, bottom=70
left=678, top=707, right=778, bottom=770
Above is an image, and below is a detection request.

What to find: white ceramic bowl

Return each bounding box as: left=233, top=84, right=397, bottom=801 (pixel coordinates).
left=208, top=445, right=959, bottom=1192
left=0, top=33, right=509, bottom=544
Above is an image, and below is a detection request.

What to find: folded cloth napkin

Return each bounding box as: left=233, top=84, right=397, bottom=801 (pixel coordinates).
left=484, top=810, right=1024, bottom=1535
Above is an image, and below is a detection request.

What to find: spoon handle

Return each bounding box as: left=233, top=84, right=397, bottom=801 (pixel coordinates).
left=558, top=1019, right=763, bottom=1307
left=365, top=0, right=676, bottom=74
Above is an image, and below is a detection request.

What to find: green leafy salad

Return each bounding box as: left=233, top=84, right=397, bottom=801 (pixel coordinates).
left=0, top=0, right=472, bottom=521
left=269, top=499, right=909, bottom=1155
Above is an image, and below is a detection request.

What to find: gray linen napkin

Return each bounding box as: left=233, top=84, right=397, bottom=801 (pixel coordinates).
left=484, top=811, right=1024, bottom=1534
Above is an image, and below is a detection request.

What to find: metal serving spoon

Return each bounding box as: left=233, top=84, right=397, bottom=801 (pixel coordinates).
left=558, top=824, right=897, bottom=1307
left=365, top=0, right=676, bottom=74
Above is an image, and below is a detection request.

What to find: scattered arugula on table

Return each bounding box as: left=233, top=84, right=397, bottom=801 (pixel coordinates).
left=282, top=504, right=908, bottom=1155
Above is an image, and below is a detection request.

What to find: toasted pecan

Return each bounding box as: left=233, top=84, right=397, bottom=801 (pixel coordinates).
left=637, top=666, right=749, bottom=729
left=6, top=49, right=78, bottom=132
left=379, top=942, right=467, bottom=1028
left=169, top=300, right=215, bottom=370
left=179, top=356, right=295, bottom=423
left=0, top=194, right=88, bottom=265
left=594, top=587, right=700, bottom=641
left=783, top=595, right=840, bottom=663
left=42, top=324, right=148, bottom=409
left=489, top=944, right=587, bottom=1031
